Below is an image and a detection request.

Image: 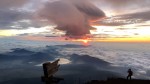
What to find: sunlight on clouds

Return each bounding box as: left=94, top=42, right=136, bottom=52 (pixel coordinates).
left=0, top=30, right=17, bottom=36
left=91, top=26, right=113, bottom=34
left=58, top=58, right=71, bottom=64
left=92, top=37, right=150, bottom=42
left=93, top=25, right=150, bottom=37
left=91, top=26, right=132, bottom=36
left=105, top=11, right=115, bottom=17
left=123, top=23, right=150, bottom=37
left=136, top=27, right=150, bottom=37
left=92, top=25, right=150, bottom=42
left=0, top=26, right=51, bottom=36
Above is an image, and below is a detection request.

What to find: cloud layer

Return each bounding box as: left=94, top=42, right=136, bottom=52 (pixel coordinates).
left=0, top=38, right=150, bottom=83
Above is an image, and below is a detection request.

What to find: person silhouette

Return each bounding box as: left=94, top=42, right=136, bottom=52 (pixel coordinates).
left=127, top=69, right=133, bottom=80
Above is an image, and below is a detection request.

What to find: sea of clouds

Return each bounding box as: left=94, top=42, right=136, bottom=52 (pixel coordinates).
left=0, top=38, right=150, bottom=84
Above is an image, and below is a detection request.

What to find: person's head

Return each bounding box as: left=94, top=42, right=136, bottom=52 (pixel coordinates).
left=129, top=69, right=131, bottom=71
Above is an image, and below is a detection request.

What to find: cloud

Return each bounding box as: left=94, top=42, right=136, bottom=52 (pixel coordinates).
left=57, top=54, right=120, bottom=83
left=0, top=9, right=26, bottom=29
left=0, top=45, right=121, bottom=84
left=0, top=10, right=45, bottom=30
left=93, top=0, right=150, bottom=15
left=0, top=0, right=45, bottom=30
left=1, top=43, right=150, bottom=83
left=0, top=0, right=49, bottom=30
left=55, top=44, right=89, bottom=48
left=94, top=10, right=150, bottom=26
left=0, top=0, right=28, bottom=9
left=121, top=10, right=150, bottom=21
left=0, top=0, right=150, bottom=36
left=100, top=0, right=150, bottom=7
left=38, top=0, right=105, bottom=36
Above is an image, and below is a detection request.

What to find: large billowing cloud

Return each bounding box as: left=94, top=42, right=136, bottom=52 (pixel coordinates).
left=38, top=0, right=105, bottom=36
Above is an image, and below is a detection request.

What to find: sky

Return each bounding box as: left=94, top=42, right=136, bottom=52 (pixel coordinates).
left=0, top=0, right=150, bottom=42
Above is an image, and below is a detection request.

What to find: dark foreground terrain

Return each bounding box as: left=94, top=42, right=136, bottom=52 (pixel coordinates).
left=86, top=78, right=150, bottom=84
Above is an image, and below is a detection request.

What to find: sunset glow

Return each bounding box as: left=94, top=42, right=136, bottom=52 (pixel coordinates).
left=0, top=0, right=150, bottom=43
left=0, top=27, right=50, bottom=36
left=82, top=39, right=88, bottom=44
left=81, top=39, right=90, bottom=46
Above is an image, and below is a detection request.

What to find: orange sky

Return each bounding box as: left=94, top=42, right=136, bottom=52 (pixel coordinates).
left=0, top=25, right=150, bottom=43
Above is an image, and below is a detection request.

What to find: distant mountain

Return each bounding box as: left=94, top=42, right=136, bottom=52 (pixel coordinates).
left=6, top=48, right=34, bottom=56
left=29, top=52, right=54, bottom=62
left=70, top=54, right=110, bottom=66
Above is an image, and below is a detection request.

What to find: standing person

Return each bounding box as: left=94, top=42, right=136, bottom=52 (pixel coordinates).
left=127, top=69, right=133, bottom=80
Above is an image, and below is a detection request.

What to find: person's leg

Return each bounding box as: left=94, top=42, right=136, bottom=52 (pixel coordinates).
left=129, top=76, right=131, bottom=80
left=127, top=75, right=129, bottom=80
